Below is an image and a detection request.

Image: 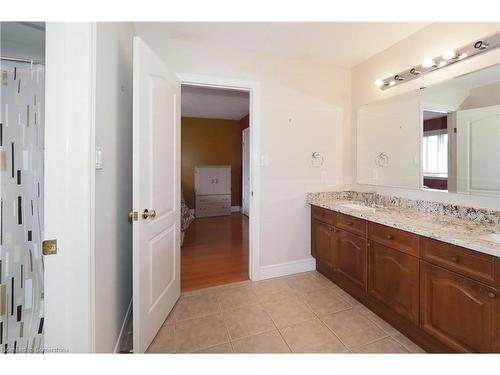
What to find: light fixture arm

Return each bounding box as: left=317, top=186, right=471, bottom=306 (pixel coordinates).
left=375, top=31, right=500, bottom=90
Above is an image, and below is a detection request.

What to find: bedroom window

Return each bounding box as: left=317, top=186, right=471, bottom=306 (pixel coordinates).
left=423, top=130, right=448, bottom=178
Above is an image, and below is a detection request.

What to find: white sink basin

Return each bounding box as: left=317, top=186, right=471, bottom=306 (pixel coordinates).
left=479, top=233, right=500, bottom=244
left=339, top=203, right=374, bottom=211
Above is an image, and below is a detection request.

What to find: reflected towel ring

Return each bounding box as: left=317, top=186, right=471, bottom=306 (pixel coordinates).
left=375, top=152, right=389, bottom=167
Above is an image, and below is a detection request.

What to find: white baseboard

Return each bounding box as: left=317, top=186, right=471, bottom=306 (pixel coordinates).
left=231, top=206, right=241, bottom=212
left=258, top=257, right=316, bottom=280
left=113, top=299, right=132, bottom=353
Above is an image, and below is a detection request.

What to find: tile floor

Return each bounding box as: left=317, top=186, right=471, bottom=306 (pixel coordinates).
left=146, top=271, right=426, bottom=354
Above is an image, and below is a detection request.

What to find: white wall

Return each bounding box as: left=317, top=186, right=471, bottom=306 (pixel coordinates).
left=349, top=22, right=500, bottom=210
left=134, top=26, right=350, bottom=269
left=94, top=22, right=134, bottom=353
left=45, top=23, right=95, bottom=353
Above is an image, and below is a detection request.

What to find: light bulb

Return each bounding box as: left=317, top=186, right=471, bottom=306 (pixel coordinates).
left=422, top=58, right=436, bottom=68
left=438, top=61, right=447, bottom=68
left=374, top=79, right=384, bottom=87
left=442, top=50, right=457, bottom=60
left=458, top=53, right=468, bottom=60
left=389, top=81, right=395, bottom=87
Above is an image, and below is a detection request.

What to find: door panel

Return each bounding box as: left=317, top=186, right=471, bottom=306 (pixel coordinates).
left=133, top=37, right=181, bottom=353
left=368, top=242, right=419, bottom=323
left=151, top=75, right=176, bottom=217
left=420, top=261, right=500, bottom=353
left=311, top=219, right=334, bottom=267
left=334, top=229, right=367, bottom=289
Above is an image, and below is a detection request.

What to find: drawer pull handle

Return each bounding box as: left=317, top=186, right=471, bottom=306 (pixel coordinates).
left=488, top=292, right=496, bottom=299
left=347, top=222, right=353, bottom=226
left=386, top=234, right=393, bottom=240
left=451, top=256, right=459, bottom=263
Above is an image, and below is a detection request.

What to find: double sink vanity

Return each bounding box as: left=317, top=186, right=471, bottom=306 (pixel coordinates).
left=308, top=191, right=500, bottom=353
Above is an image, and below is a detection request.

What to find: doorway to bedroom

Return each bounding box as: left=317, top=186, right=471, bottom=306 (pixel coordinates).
left=180, top=84, right=250, bottom=292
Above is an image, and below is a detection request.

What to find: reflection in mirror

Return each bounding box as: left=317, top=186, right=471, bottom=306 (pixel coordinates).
left=421, top=64, right=500, bottom=196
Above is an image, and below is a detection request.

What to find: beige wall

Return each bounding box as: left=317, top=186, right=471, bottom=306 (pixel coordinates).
left=136, top=24, right=349, bottom=268
left=181, top=117, right=242, bottom=208
left=349, top=22, right=500, bottom=210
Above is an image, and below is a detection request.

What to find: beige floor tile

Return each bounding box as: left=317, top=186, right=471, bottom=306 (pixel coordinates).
left=352, top=305, right=399, bottom=335
left=175, top=292, right=220, bottom=321
left=224, top=304, right=276, bottom=340
left=232, top=330, right=291, bottom=353
left=176, top=313, right=229, bottom=353
left=194, top=343, right=233, bottom=353
left=147, top=324, right=176, bottom=353
left=310, top=272, right=340, bottom=289
left=252, top=278, right=293, bottom=304
left=217, top=285, right=259, bottom=310
left=281, top=319, right=347, bottom=353
left=285, top=273, right=326, bottom=295
left=299, top=288, right=352, bottom=317
left=333, top=287, right=362, bottom=306
left=392, top=333, right=426, bottom=353
left=322, top=309, right=387, bottom=349
left=355, top=337, right=409, bottom=353
left=263, top=296, right=316, bottom=329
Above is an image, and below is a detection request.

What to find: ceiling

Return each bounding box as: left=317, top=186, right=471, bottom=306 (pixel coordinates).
left=1, top=22, right=45, bottom=61
left=181, top=85, right=249, bottom=120
left=135, top=22, right=430, bottom=67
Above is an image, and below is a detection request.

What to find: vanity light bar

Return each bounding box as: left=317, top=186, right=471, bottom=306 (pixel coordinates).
left=375, top=31, right=500, bottom=90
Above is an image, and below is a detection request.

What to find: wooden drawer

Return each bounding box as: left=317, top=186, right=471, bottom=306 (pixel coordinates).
left=368, top=222, right=419, bottom=257
left=311, top=206, right=335, bottom=226
left=196, top=194, right=231, bottom=218
left=196, top=194, right=231, bottom=204
left=421, top=237, right=499, bottom=288
left=335, top=212, right=366, bottom=236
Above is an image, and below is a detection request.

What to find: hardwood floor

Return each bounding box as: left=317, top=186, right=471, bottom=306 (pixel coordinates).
left=181, top=213, right=249, bottom=292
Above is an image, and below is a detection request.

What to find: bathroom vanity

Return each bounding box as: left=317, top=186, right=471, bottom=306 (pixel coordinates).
left=308, top=194, right=500, bottom=353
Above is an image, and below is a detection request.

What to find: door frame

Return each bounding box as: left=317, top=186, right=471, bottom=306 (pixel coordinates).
left=177, top=74, right=261, bottom=281
left=242, top=127, right=250, bottom=216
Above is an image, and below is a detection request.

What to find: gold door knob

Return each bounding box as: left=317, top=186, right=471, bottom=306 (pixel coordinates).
left=386, top=234, right=393, bottom=240
left=143, top=209, right=156, bottom=219
left=488, top=292, right=496, bottom=299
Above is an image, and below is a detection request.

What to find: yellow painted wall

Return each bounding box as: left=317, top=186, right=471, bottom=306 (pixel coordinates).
left=181, top=117, right=242, bottom=208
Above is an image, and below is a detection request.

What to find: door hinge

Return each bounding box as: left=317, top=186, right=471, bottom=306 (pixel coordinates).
left=128, top=210, right=138, bottom=222
left=42, top=239, right=58, bottom=256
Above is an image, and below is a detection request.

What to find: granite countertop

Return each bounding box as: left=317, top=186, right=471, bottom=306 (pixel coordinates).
left=307, top=195, right=500, bottom=258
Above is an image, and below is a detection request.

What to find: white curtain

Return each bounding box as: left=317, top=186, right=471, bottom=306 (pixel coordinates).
left=423, top=131, right=448, bottom=177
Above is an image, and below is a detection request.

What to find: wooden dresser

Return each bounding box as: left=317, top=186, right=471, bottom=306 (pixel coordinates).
left=194, top=165, right=231, bottom=218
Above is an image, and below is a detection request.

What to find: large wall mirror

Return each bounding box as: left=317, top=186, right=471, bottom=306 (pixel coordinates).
left=421, top=64, right=500, bottom=196
left=357, top=63, right=500, bottom=197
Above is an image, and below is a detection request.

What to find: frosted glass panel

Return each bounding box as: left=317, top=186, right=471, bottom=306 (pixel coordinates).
left=0, top=59, right=45, bottom=352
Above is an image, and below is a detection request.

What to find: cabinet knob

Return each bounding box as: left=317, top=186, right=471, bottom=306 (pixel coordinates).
left=367, top=242, right=371, bottom=247
left=451, top=256, right=459, bottom=263
left=488, top=292, right=496, bottom=299
left=347, top=222, right=353, bottom=226
left=386, top=234, right=393, bottom=240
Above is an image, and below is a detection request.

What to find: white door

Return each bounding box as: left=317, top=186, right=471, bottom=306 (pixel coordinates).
left=132, top=37, right=181, bottom=353
left=242, top=128, right=250, bottom=216
left=456, top=105, right=500, bottom=195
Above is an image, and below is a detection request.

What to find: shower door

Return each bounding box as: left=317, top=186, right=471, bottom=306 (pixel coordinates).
left=0, top=25, right=45, bottom=353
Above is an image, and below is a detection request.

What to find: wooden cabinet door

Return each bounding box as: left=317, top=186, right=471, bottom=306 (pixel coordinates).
left=333, top=229, right=367, bottom=289
left=420, top=261, right=500, bottom=353
left=368, top=242, right=419, bottom=323
left=311, top=219, right=334, bottom=267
